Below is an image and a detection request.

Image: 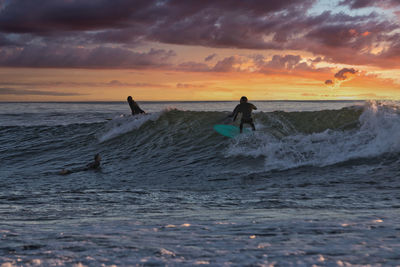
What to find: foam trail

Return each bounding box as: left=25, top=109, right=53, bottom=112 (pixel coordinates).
left=98, top=112, right=161, bottom=142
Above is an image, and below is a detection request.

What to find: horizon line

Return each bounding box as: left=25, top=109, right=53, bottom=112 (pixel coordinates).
left=0, top=99, right=373, bottom=103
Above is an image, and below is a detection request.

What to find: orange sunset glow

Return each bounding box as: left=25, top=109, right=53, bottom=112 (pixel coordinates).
left=2, top=2, right=400, bottom=266
left=0, top=0, right=399, bottom=101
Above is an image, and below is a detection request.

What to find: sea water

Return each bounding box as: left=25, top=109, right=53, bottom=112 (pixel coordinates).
left=0, top=100, right=399, bottom=266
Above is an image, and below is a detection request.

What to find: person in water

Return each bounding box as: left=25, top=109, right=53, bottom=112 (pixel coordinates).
left=127, top=96, right=145, bottom=115
left=59, top=154, right=101, bottom=175
left=230, top=96, right=257, bottom=133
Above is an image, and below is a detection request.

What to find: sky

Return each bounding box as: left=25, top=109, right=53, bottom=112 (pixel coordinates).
left=0, top=0, right=399, bottom=101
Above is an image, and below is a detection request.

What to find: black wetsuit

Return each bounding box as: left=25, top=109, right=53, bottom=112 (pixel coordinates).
left=128, top=100, right=145, bottom=115
left=60, top=160, right=100, bottom=175
left=86, top=160, right=100, bottom=170
left=232, top=102, right=257, bottom=132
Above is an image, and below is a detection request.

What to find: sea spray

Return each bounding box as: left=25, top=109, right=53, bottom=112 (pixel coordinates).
left=98, top=112, right=162, bottom=142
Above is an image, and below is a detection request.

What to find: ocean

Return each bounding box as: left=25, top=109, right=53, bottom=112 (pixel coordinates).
left=0, top=100, right=399, bottom=266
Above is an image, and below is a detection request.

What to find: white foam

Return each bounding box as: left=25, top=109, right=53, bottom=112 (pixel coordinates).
left=97, top=112, right=161, bottom=142
left=226, top=101, right=400, bottom=170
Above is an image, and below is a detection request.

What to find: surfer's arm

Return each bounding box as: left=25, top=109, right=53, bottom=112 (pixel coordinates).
left=230, top=105, right=240, bottom=121
left=252, top=103, right=257, bottom=110
left=233, top=113, right=238, bottom=121
left=134, top=103, right=145, bottom=114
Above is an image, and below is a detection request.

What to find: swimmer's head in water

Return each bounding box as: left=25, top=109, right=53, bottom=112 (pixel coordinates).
left=240, top=96, right=248, bottom=103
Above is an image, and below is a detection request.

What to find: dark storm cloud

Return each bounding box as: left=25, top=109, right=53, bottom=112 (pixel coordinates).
left=0, top=46, right=176, bottom=68
left=340, top=0, right=376, bottom=9
left=340, top=0, right=400, bottom=9
left=0, top=0, right=399, bottom=68
left=0, top=0, right=316, bottom=51
left=0, top=33, right=15, bottom=46
left=92, top=28, right=146, bottom=45
left=295, top=12, right=400, bottom=67
left=0, top=0, right=312, bottom=34
left=303, top=16, right=395, bottom=50
left=0, top=87, right=83, bottom=96
left=0, top=0, right=155, bottom=33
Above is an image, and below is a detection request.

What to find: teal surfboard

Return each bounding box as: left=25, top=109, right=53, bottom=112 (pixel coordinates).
left=213, top=124, right=251, bottom=138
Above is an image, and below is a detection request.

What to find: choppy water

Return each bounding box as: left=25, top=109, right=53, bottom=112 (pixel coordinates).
left=1, top=100, right=400, bottom=266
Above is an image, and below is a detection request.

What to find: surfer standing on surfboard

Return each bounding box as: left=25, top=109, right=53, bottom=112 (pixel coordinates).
left=127, top=96, right=145, bottom=115
left=230, top=96, right=257, bottom=133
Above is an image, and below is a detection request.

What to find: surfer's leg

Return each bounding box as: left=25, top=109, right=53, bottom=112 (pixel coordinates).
left=240, top=121, right=243, bottom=133
left=250, top=122, right=256, bottom=131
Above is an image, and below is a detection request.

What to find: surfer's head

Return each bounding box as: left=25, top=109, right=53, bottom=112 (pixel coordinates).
left=127, top=96, right=133, bottom=102
left=240, top=96, right=248, bottom=103
left=94, top=153, right=101, bottom=162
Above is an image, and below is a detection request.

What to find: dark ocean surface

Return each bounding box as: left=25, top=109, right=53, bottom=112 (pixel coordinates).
left=1, top=101, right=399, bottom=266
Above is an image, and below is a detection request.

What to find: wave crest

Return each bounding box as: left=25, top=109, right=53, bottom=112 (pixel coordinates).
left=227, top=101, right=400, bottom=170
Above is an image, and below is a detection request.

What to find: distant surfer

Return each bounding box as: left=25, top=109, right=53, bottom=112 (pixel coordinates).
left=230, top=96, right=257, bottom=133
left=127, top=96, right=145, bottom=115
left=59, top=154, right=101, bottom=175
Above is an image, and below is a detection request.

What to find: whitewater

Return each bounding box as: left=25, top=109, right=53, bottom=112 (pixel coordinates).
left=0, top=100, right=399, bottom=266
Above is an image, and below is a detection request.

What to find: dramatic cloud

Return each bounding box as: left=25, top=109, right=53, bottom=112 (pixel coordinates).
left=0, top=33, right=15, bottom=46
left=0, top=0, right=399, bottom=68
left=212, top=56, right=241, bottom=72
left=252, top=54, right=323, bottom=74
left=0, top=0, right=313, bottom=33
left=341, top=0, right=400, bottom=9
left=0, top=46, right=176, bottom=68
left=0, top=0, right=154, bottom=33
left=177, top=54, right=325, bottom=75
left=266, top=55, right=303, bottom=70
left=334, top=68, right=358, bottom=80
left=325, top=68, right=359, bottom=88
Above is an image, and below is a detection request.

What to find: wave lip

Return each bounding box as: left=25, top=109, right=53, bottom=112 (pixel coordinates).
left=97, top=112, right=161, bottom=142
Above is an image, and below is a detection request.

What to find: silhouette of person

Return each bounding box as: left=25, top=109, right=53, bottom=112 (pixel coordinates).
left=59, top=154, right=101, bottom=175
left=86, top=153, right=101, bottom=170
left=230, top=96, right=257, bottom=133
left=127, top=96, right=145, bottom=115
